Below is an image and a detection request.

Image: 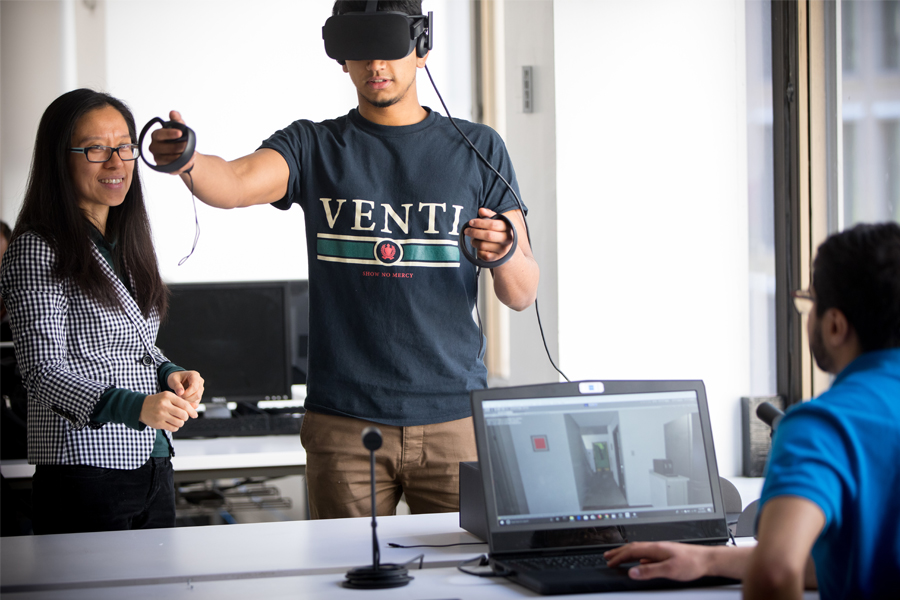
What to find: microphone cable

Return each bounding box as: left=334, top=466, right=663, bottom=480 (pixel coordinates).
left=456, top=554, right=512, bottom=578
left=387, top=541, right=485, bottom=548
left=424, top=64, right=569, bottom=382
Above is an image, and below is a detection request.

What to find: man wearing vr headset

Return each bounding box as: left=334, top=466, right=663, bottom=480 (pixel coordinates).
left=149, top=0, right=539, bottom=519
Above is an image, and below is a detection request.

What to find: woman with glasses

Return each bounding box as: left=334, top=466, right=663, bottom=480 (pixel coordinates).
left=0, top=89, right=204, bottom=534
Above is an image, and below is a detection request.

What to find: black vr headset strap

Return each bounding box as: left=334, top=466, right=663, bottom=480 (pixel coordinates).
left=425, top=11, right=433, bottom=53
left=366, top=0, right=378, bottom=11
left=411, top=12, right=432, bottom=58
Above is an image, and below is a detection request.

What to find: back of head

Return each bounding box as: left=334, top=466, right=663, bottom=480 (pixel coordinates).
left=333, top=0, right=422, bottom=17
left=813, top=222, right=900, bottom=352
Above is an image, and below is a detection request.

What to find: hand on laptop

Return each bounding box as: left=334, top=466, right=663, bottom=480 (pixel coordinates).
left=604, top=542, right=722, bottom=581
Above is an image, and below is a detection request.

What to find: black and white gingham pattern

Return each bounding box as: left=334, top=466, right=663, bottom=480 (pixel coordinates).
left=0, top=231, right=171, bottom=469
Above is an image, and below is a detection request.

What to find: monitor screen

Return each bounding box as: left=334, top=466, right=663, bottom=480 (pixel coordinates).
left=481, top=390, right=715, bottom=528
left=471, top=380, right=730, bottom=553
left=155, top=281, right=308, bottom=404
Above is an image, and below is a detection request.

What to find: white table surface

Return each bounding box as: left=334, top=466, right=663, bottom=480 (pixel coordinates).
left=0, top=512, right=484, bottom=591
left=0, top=508, right=820, bottom=600
left=0, top=435, right=305, bottom=479
left=171, top=436, right=305, bottom=471
left=0, top=564, right=820, bottom=600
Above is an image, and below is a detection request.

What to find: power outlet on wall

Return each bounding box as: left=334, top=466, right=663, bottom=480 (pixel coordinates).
left=522, top=66, right=534, bottom=113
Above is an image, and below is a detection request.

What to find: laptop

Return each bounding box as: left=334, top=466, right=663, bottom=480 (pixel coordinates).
left=470, top=380, right=740, bottom=595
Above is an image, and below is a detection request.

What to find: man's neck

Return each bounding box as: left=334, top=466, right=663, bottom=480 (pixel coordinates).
left=356, top=95, right=428, bottom=127
left=829, top=341, right=863, bottom=376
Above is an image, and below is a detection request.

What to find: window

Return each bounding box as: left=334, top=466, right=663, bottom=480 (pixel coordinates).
left=841, top=0, right=900, bottom=227
left=746, top=0, right=777, bottom=396
left=778, top=1, right=900, bottom=401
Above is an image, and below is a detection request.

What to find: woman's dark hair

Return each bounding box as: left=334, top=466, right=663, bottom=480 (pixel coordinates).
left=813, top=221, right=900, bottom=352
left=11, top=88, right=168, bottom=320
left=333, top=0, right=422, bottom=16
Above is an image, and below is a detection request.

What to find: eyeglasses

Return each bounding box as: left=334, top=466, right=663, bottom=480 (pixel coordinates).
left=791, top=289, right=815, bottom=315
left=70, top=144, right=140, bottom=163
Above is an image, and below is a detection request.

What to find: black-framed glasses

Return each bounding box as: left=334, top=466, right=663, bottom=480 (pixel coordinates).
left=791, top=289, right=815, bottom=315
left=70, top=144, right=140, bottom=163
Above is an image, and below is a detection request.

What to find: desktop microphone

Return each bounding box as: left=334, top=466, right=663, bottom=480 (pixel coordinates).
left=362, top=426, right=382, bottom=452
left=342, top=426, right=413, bottom=589
left=756, top=402, right=785, bottom=434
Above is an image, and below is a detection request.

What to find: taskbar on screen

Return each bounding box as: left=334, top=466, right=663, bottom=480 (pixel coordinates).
left=497, top=505, right=714, bottom=527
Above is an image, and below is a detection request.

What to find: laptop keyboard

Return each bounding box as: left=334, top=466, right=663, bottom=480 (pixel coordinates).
left=505, top=553, right=610, bottom=571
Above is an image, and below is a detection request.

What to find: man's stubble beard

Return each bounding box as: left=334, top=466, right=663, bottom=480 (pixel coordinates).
left=810, top=318, right=834, bottom=373
left=367, top=96, right=402, bottom=109
left=363, top=76, right=416, bottom=110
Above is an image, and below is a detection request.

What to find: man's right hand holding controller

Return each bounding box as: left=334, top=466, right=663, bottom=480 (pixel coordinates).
left=147, top=110, right=196, bottom=175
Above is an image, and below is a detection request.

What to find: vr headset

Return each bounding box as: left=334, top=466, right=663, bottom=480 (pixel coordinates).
left=323, top=0, right=433, bottom=64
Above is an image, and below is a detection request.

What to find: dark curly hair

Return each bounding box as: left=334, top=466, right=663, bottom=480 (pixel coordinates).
left=812, top=222, right=900, bottom=352
left=333, top=0, right=422, bottom=16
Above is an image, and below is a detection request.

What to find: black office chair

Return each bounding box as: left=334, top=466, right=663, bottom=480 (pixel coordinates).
left=719, top=476, right=743, bottom=534
left=735, top=499, right=759, bottom=538
left=1, top=336, right=28, bottom=461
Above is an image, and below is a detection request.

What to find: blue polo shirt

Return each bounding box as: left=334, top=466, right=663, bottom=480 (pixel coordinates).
left=759, top=348, right=900, bottom=599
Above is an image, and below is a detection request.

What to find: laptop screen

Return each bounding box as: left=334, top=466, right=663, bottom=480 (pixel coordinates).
left=472, top=381, right=730, bottom=554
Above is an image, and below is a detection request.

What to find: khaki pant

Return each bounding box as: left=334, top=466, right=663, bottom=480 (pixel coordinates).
left=300, top=411, right=477, bottom=519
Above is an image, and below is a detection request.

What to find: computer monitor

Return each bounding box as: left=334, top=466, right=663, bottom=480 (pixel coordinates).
left=155, top=280, right=308, bottom=405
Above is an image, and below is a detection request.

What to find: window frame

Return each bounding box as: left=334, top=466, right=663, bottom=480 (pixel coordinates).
left=772, top=0, right=841, bottom=404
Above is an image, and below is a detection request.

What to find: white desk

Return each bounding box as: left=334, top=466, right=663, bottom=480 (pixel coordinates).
left=0, top=513, right=480, bottom=592
left=0, top=512, right=819, bottom=600
left=0, top=567, right=820, bottom=600
left=170, top=436, right=306, bottom=481
left=0, top=435, right=306, bottom=483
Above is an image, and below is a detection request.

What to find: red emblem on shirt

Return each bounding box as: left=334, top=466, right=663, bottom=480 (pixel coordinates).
left=374, top=240, right=403, bottom=265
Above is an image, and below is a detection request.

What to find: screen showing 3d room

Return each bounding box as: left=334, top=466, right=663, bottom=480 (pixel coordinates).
left=486, top=403, right=713, bottom=518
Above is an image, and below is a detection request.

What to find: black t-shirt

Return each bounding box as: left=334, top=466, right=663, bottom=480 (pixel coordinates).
left=261, top=108, right=524, bottom=426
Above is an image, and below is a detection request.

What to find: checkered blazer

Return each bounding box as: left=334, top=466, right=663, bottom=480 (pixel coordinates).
left=0, top=231, right=170, bottom=469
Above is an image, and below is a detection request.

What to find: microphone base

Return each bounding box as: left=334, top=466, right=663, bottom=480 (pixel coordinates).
left=342, top=564, right=412, bottom=589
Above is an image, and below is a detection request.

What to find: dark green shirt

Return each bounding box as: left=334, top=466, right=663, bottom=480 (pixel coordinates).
left=87, top=227, right=182, bottom=458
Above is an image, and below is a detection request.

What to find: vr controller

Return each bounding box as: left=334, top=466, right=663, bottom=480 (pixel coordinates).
left=459, top=213, right=518, bottom=269
left=138, top=117, right=196, bottom=174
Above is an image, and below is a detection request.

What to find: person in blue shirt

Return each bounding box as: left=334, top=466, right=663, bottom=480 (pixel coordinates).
left=605, top=222, right=900, bottom=599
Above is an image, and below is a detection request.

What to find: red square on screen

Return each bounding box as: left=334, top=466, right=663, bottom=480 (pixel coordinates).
left=532, top=435, right=549, bottom=451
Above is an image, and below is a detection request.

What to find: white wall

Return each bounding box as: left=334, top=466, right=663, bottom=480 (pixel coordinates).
left=1, top=0, right=109, bottom=225
left=1, top=1, right=70, bottom=225
left=500, top=0, right=750, bottom=477
left=1, top=0, right=471, bottom=284
left=553, top=0, right=749, bottom=477
left=502, top=0, right=561, bottom=386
